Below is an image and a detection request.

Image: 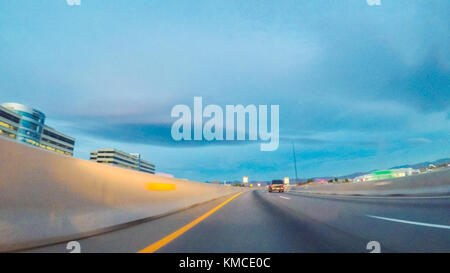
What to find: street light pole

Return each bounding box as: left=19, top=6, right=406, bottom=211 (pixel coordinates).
left=292, top=141, right=298, bottom=183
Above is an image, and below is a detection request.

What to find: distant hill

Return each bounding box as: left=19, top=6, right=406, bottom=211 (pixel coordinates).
left=247, top=158, right=450, bottom=184
left=389, top=158, right=450, bottom=170
left=340, top=158, right=450, bottom=179
left=337, top=171, right=377, bottom=179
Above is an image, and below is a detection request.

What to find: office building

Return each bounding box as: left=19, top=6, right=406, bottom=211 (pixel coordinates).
left=90, top=148, right=156, bottom=174
left=0, top=102, right=75, bottom=156
left=0, top=105, right=21, bottom=140
left=39, top=125, right=75, bottom=156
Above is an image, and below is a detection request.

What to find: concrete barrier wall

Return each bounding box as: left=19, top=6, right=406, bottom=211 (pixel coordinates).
left=289, top=169, right=450, bottom=196
left=0, top=137, right=241, bottom=252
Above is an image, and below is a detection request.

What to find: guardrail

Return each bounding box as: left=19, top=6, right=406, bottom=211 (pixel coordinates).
left=0, top=137, right=242, bottom=252
left=288, top=169, right=450, bottom=196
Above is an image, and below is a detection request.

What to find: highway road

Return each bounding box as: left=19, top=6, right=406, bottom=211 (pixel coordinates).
left=25, top=190, right=450, bottom=253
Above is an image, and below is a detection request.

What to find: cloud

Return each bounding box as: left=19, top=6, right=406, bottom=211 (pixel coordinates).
left=407, top=138, right=432, bottom=145
left=280, top=136, right=378, bottom=147
left=78, top=122, right=254, bottom=147
left=0, top=0, right=449, bottom=181
left=384, top=53, right=450, bottom=113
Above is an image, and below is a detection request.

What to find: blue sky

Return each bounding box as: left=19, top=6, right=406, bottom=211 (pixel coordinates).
left=1, top=0, right=449, bottom=181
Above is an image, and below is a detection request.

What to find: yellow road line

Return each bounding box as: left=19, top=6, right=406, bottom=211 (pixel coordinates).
left=138, top=192, right=243, bottom=253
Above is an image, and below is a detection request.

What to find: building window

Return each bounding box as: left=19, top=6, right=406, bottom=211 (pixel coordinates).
left=42, top=129, right=75, bottom=145
left=0, top=109, right=20, bottom=123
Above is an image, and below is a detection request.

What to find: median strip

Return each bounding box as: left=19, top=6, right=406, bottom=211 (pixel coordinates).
left=138, top=192, right=243, bottom=253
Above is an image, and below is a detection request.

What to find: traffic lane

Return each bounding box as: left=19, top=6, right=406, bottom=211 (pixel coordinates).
left=278, top=191, right=450, bottom=252
left=285, top=191, right=450, bottom=227
left=24, top=190, right=450, bottom=253
left=158, top=190, right=368, bottom=253
left=23, top=194, right=237, bottom=253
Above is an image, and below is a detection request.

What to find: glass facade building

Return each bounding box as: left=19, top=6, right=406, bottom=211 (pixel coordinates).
left=90, top=148, right=156, bottom=174
left=1, top=102, right=45, bottom=144
left=0, top=102, right=75, bottom=156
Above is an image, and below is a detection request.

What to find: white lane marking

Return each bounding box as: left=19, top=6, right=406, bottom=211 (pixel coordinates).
left=367, top=215, right=450, bottom=230
left=280, top=196, right=290, bottom=200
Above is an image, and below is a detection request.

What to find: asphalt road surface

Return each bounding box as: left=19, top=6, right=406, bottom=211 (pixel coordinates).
left=25, top=190, right=450, bottom=253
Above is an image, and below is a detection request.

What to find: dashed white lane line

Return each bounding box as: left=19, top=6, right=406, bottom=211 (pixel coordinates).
left=280, top=196, right=290, bottom=200
left=367, top=215, right=450, bottom=230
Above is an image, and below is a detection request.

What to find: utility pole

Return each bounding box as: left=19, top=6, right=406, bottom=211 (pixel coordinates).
left=292, top=141, right=299, bottom=183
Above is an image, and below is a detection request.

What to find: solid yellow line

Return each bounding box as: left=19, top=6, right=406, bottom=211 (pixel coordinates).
left=138, top=192, right=243, bottom=253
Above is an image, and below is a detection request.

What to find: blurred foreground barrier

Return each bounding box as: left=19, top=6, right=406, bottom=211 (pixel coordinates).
left=0, top=137, right=241, bottom=252
left=289, top=169, right=450, bottom=196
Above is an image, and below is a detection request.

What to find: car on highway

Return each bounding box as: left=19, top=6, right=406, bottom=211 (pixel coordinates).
left=268, top=180, right=285, bottom=193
